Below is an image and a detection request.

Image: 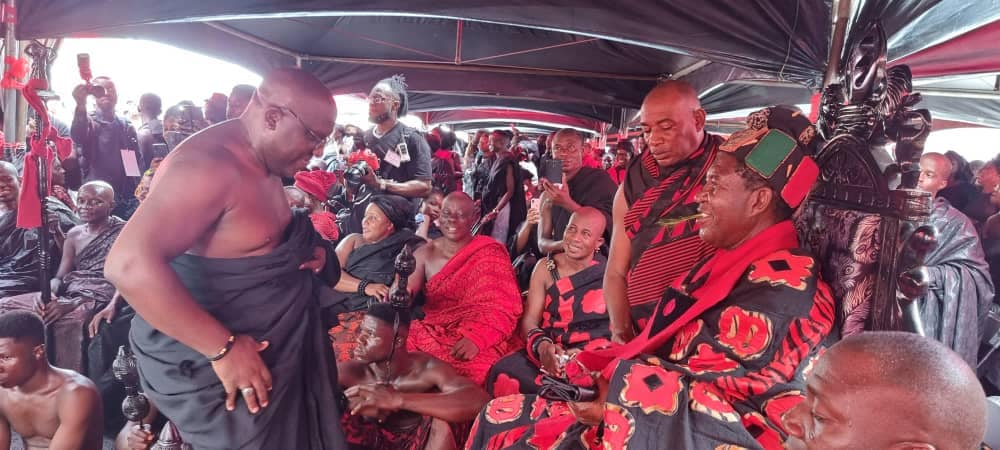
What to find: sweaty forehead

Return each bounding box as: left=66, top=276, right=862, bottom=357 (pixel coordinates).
left=443, top=195, right=474, bottom=212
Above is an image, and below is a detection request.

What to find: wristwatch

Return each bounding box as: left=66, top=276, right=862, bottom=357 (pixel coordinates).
left=379, top=178, right=388, bottom=192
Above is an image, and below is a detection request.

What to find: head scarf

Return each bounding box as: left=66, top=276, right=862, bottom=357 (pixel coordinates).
left=369, top=194, right=415, bottom=231
left=374, top=75, right=409, bottom=116
left=294, top=170, right=339, bottom=201
left=718, top=105, right=820, bottom=209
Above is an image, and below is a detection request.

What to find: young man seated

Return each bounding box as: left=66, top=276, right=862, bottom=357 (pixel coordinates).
left=0, top=311, right=103, bottom=450
left=339, top=303, right=489, bottom=450
left=783, top=331, right=986, bottom=450
left=468, top=106, right=834, bottom=449
left=486, top=207, right=610, bottom=397
left=0, top=181, right=123, bottom=372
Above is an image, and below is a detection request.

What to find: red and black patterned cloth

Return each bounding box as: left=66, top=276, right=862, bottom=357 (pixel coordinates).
left=621, top=133, right=722, bottom=326
left=485, top=257, right=612, bottom=397
left=467, top=221, right=837, bottom=449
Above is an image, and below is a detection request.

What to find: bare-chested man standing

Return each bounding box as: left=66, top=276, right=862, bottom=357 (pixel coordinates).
left=105, top=68, right=346, bottom=449
left=0, top=311, right=102, bottom=450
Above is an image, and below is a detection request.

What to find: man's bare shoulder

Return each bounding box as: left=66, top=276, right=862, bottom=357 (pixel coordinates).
left=415, top=239, right=437, bottom=257
left=159, top=125, right=245, bottom=179
left=65, top=225, right=85, bottom=238
left=53, top=368, right=98, bottom=398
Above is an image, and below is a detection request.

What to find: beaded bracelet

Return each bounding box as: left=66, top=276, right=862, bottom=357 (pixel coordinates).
left=207, top=335, right=236, bottom=362
left=358, top=279, right=371, bottom=297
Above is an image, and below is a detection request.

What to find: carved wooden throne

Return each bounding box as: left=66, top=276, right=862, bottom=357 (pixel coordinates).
left=795, top=23, right=934, bottom=337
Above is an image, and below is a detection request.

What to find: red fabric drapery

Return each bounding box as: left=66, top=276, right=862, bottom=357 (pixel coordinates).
left=893, top=19, right=1000, bottom=78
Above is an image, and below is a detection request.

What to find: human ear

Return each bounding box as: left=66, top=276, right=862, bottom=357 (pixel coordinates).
left=692, top=108, right=706, bottom=132
left=264, top=108, right=281, bottom=131
left=750, top=187, right=774, bottom=217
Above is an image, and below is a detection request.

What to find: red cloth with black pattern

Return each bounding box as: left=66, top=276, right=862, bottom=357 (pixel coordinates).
left=485, top=257, right=612, bottom=397
left=621, top=133, right=723, bottom=327
left=466, top=221, right=836, bottom=449
left=406, top=236, right=522, bottom=386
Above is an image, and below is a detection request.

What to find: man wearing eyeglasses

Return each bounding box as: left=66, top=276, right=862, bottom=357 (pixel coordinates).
left=105, top=68, right=347, bottom=449
left=362, top=75, right=433, bottom=203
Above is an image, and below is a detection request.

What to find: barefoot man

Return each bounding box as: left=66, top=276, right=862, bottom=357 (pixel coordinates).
left=105, top=68, right=346, bottom=449
left=0, top=311, right=103, bottom=450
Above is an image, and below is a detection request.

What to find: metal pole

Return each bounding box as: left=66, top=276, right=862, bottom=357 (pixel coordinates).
left=2, top=0, right=18, bottom=161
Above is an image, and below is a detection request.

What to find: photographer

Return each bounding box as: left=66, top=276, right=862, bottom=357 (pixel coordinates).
left=71, top=75, right=140, bottom=216
left=362, top=75, right=432, bottom=203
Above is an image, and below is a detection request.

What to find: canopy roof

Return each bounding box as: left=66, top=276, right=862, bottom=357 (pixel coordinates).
left=13, top=0, right=1000, bottom=129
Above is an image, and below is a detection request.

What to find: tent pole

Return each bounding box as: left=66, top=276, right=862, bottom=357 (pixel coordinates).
left=2, top=0, right=18, bottom=155
left=824, top=0, right=854, bottom=87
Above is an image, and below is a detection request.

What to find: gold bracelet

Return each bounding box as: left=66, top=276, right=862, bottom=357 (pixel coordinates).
left=207, top=335, right=236, bottom=362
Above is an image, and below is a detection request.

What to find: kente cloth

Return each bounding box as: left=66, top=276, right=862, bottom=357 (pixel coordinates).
left=71, top=109, right=140, bottom=204
left=468, top=221, right=836, bottom=450
left=0, top=217, right=125, bottom=372
left=129, top=213, right=347, bottom=450
left=481, top=153, right=527, bottom=242
left=486, top=257, right=612, bottom=397
left=406, top=236, right=522, bottom=386
left=549, top=168, right=616, bottom=246
left=920, top=198, right=995, bottom=367
left=329, top=310, right=365, bottom=363
left=621, top=133, right=722, bottom=324
left=0, top=200, right=79, bottom=298
left=342, top=411, right=434, bottom=450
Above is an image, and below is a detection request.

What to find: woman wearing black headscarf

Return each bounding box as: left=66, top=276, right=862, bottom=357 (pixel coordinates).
left=323, top=194, right=424, bottom=361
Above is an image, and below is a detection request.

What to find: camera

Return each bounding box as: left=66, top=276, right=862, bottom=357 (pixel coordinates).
left=344, top=161, right=370, bottom=190
left=76, top=53, right=106, bottom=98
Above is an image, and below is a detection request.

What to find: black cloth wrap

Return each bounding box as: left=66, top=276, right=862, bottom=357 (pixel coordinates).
left=129, top=212, right=346, bottom=450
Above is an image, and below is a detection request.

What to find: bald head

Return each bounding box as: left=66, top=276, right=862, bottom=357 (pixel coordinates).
left=439, top=192, right=476, bottom=242
left=0, top=161, right=16, bottom=179
left=784, top=332, right=986, bottom=450
left=639, top=81, right=706, bottom=168
left=245, top=68, right=337, bottom=178
left=80, top=181, right=115, bottom=201
left=571, top=207, right=607, bottom=235
left=563, top=206, right=607, bottom=259
left=442, top=191, right=474, bottom=215
left=919, top=152, right=954, bottom=197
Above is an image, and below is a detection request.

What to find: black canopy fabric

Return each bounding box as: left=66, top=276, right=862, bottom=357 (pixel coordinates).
left=12, top=0, right=1000, bottom=128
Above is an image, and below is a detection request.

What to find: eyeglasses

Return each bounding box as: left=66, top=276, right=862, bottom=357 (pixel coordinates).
left=274, top=105, right=331, bottom=149
left=368, top=94, right=397, bottom=105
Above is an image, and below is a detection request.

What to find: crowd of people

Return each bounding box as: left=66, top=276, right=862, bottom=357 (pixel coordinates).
left=0, top=64, right=994, bottom=450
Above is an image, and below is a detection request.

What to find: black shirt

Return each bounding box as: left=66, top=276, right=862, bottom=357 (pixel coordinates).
left=550, top=167, right=617, bottom=244
left=364, top=122, right=432, bottom=184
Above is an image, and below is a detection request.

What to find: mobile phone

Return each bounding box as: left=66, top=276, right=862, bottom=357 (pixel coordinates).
left=77, top=53, right=92, bottom=81
left=541, top=159, right=563, bottom=184
left=151, top=142, right=169, bottom=159
left=531, top=198, right=541, bottom=210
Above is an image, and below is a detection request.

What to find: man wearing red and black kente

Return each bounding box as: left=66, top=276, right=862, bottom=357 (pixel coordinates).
left=467, top=105, right=835, bottom=450
left=604, top=81, right=723, bottom=343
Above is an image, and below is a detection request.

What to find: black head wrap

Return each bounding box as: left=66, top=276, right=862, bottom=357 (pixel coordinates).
left=375, top=75, right=409, bottom=116
left=369, top=194, right=415, bottom=231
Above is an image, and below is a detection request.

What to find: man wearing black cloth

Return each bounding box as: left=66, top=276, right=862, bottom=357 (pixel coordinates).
left=537, top=128, right=616, bottom=255
left=361, top=75, right=432, bottom=203
left=105, top=68, right=346, bottom=449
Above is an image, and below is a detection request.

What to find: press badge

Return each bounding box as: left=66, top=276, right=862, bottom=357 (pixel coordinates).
left=384, top=149, right=402, bottom=168
left=396, top=142, right=411, bottom=163
left=121, top=149, right=141, bottom=177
